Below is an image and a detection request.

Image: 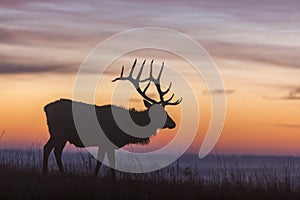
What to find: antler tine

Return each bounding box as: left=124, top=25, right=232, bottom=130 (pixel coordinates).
left=165, top=97, right=183, bottom=106
left=140, top=59, right=154, bottom=82
left=139, top=59, right=156, bottom=82
left=120, top=65, right=124, bottom=77
left=165, top=93, right=174, bottom=103
left=112, top=59, right=182, bottom=106
left=148, top=60, right=182, bottom=106
left=156, top=61, right=164, bottom=83
left=112, top=65, right=125, bottom=82
left=162, top=82, right=172, bottom=95
left=112, top=58, right=138, bottom=82
left=143, top=81, right=151, bottom=93
left=150, top=59, right=154, bottom=80
left=153, top=61, right=182, bottom=107
left=152, top=61, right=170, bottom=104
left=136, top=59, right=146, bottom=80
left=112, top=59, right=158, bottom=104
left=128, top=58, right=137, bottom=77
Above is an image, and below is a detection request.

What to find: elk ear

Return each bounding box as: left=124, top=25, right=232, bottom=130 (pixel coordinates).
left=143, top=100, right=152, bottom=108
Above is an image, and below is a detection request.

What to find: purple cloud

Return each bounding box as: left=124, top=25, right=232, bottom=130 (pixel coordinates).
left=263, top=87, right=300, bottom=100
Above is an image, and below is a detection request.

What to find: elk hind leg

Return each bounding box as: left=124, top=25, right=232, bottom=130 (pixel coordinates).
left=43, top=137, right=55, bottom=174
left=54, top=141, right=66, bottom=174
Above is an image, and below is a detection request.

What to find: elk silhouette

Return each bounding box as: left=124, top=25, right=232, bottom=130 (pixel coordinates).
left=43, top=59, right=182, bottom=177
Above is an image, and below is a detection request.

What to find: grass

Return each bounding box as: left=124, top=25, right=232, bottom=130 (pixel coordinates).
left=1, top=149, right=300, bottom=199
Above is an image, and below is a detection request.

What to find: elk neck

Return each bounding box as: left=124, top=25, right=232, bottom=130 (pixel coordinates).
left=129, top=108, right=151, bottom=128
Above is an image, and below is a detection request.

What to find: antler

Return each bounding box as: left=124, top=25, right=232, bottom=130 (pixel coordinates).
left=112, top=59, right=158, bottom=104
left=112, top=59, right=182, bottom=107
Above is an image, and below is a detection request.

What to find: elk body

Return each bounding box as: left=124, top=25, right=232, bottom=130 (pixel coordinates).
left=43, top=59, right=182, bottom=177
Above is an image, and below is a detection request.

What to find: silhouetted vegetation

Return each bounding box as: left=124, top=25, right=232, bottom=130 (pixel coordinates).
left=1, top=149, right=300, bottom=199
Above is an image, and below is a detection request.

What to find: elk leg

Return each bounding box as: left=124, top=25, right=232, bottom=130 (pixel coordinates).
left=107, top=149, right=116, bottom=179
left=93, top=147, right=105, bottom=177
left=43, top=137, right=55, bottom=174
left=54, top=141, right=66, bottom=174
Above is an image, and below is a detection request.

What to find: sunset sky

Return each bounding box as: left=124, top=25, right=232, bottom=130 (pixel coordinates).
left=0, top=0, right=299, bottom=155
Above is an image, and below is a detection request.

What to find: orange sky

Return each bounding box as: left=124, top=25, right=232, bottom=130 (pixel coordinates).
left=0, top=0, right=300, bottom=155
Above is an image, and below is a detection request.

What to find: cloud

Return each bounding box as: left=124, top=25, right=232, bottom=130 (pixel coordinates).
left=293, top=87, right=300, bottom=93
left=203, top=89, right=235, bottom=95
left=0, top=0, right=32, bottom=7
left=0, top=61, right=75, bottom=74
left=203, top=41, right=300, bottom=70
left=286, top=88, right=300, bottom=100
left=0, top=27, right=97, bottom=48
left=0, top=0, right=299, bottom=78
left=263, top=87, right=300, bottom=100
left=213, top=89, right=235, bottom=95
left=276, top=123, right=300, bottom=129
left=0, top=0, right=76, bottom=8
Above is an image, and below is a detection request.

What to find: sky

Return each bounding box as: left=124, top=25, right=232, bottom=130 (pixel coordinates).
left=0, top=0, right=299, bottom=155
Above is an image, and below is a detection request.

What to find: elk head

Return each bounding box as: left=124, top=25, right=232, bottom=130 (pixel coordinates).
left=112, top=59, right=182, bottom=130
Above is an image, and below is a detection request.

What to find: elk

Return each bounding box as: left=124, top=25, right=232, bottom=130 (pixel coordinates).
left=43, top=59, right=182, bottom=177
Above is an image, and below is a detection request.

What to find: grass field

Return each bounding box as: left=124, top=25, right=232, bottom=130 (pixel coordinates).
left=1, top=149, right=300, bottom=199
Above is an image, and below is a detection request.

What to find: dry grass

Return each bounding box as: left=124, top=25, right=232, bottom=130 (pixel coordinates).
left=1, top=149, right=300, bottom=199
